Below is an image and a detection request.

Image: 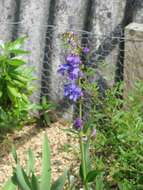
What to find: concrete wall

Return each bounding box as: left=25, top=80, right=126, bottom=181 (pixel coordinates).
left=0, top=0, right=143, bottom=104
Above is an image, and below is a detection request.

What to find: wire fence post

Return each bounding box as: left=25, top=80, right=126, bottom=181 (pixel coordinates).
left=124, top=22, right=143, bottom=98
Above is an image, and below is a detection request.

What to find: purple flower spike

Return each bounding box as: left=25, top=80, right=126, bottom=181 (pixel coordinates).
left=68, top=67, right=83, bottom=80
left=66, top=54, right=81, bottom=65
left=64, top=83, right=83, bottom=102
left=57, top=64, right=69, bottom=75
left=74, top=118, right=83, bottom=130
left=83, top=47, right=90, bottom=54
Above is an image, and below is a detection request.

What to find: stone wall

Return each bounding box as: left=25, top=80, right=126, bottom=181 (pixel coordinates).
left=0, top=0, right=143, bottom=104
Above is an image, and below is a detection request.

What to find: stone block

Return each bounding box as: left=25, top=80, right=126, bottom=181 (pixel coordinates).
left=124, top=22, right=143, bottom=97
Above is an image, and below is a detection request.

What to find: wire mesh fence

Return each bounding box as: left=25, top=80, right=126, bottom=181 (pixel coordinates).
left=0, top=22, right=143, bottom=120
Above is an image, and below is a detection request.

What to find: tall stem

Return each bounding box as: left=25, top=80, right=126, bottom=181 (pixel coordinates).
left=79, top=79, right=88, bottom=190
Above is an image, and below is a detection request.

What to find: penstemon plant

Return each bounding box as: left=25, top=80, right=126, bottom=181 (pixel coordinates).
left=58, top=32, right=99, bottom=190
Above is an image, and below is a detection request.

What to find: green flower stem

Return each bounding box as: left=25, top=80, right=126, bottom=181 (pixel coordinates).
left=79, top=133, right=88, bottom=190
left=79, top=78, right=88, bottom=190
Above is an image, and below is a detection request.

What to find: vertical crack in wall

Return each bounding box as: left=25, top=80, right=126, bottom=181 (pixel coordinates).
left=39, top=0, right=56, bottom=127
left=115, top=0, right=136, bottom=82
left=40, top=0, right=56, bottom=97
left=11, top=0, right=21, bottom=40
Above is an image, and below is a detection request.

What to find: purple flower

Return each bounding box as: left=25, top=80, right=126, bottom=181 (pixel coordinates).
left=73, top=118, right=83, bottom=130
left=68, top=67, right=83, bottom=80
left=57, top=64, right=70, bottom=75
left=66, top=55, right=81, bottom=65
left=83, top=47, right=90, bottom=54
left=64, top=83, right=83, bottom=101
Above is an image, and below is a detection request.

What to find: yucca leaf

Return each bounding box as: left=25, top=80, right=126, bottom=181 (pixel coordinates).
left=51, top=169, right=67, bottom=190
left=26, top=148, right=35, bottom=176
left=31, top=173, right=40, bottom=190
left=40, top=135, right=51, bottom=190
left=11, top=146, right=18, bottom=164
left=15, top=164, right=31, bottom=190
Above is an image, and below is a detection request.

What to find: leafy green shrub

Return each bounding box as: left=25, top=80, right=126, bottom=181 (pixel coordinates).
left=2, top=135, right=67, bottom=190
left=0, top=37, right=35, bottom=129
left=90, top=82, right=143, bottom=189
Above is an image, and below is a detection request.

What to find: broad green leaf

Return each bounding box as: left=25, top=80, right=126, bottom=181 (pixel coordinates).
left=5, top=37, right=27, bottom=50
left=7, top=84, right=19, bottom=98
left=86, top=170, right=101, bottom=183
left=51, top=170, right=67, bottom=190
left=83, top=142, right=91, bottom=174
left=9, top=59, right=26, bottom=66
left=26, top=149, right=35, bottom=176
left=40, top=135, right=51, bottom=190
left=2, top=178, right=16, bottom=190
left=15, top=164, right=31, bottom=190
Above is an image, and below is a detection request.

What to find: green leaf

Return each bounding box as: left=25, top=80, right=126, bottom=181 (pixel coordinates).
left=79, top=164, right=84, bottom=181
left=40, top=135, right=51, bottom=190
left=7, top=84, right=19, bottom=98
left=51, top=170, right=67, bottom=190
left=0, top=90, right=3, bottom=98
left=95, top=174, right=104, bottom=190
left=27, top=149, right=35, bottom=176
left=5, top=37, right=27, bottom=50
left=86, top=170, right=101, bottom=183
left=31, top=173, right=40, bottom=190
left=9, top=59, right=26, bottom=66
left=15, top=164, right=31, bottom=190
left=12, top=146, right=18, bottom=164
left=83, top=142, right=91, bottom=174
left=2, top=178, right=16, bottom=190
left=10, top=49, right=30, bottom=55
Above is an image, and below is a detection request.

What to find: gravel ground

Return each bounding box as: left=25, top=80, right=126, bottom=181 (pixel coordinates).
left=0, top=120, right=78, bottom=188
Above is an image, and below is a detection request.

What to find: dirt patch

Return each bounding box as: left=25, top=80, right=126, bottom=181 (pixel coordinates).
left=0, top=120, right=78, bottom=187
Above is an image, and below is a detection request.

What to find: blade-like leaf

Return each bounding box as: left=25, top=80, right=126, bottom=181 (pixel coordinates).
left=2, top=178, right=16, bottom=190
left=11, top=146, right=18, bottom=164
left=15, top=164, right=31, bottom=190
left=51, top=170, right=67, bottom=190
left=79, top=164, right=84, bottom=181
left=95, top=174, right=104, bottom=190
left=27, top=148, right=35, bottom=176
left=9, top=59, right=26, bottom=66
left=10, top=49, right=30, bottom=55
left=40, top=135, right=51, bottom=190
left=31, top=173, right=40, bottom=190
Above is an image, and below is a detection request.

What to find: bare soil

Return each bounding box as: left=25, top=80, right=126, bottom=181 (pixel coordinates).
left=0, top=120, right=78, bottom=188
